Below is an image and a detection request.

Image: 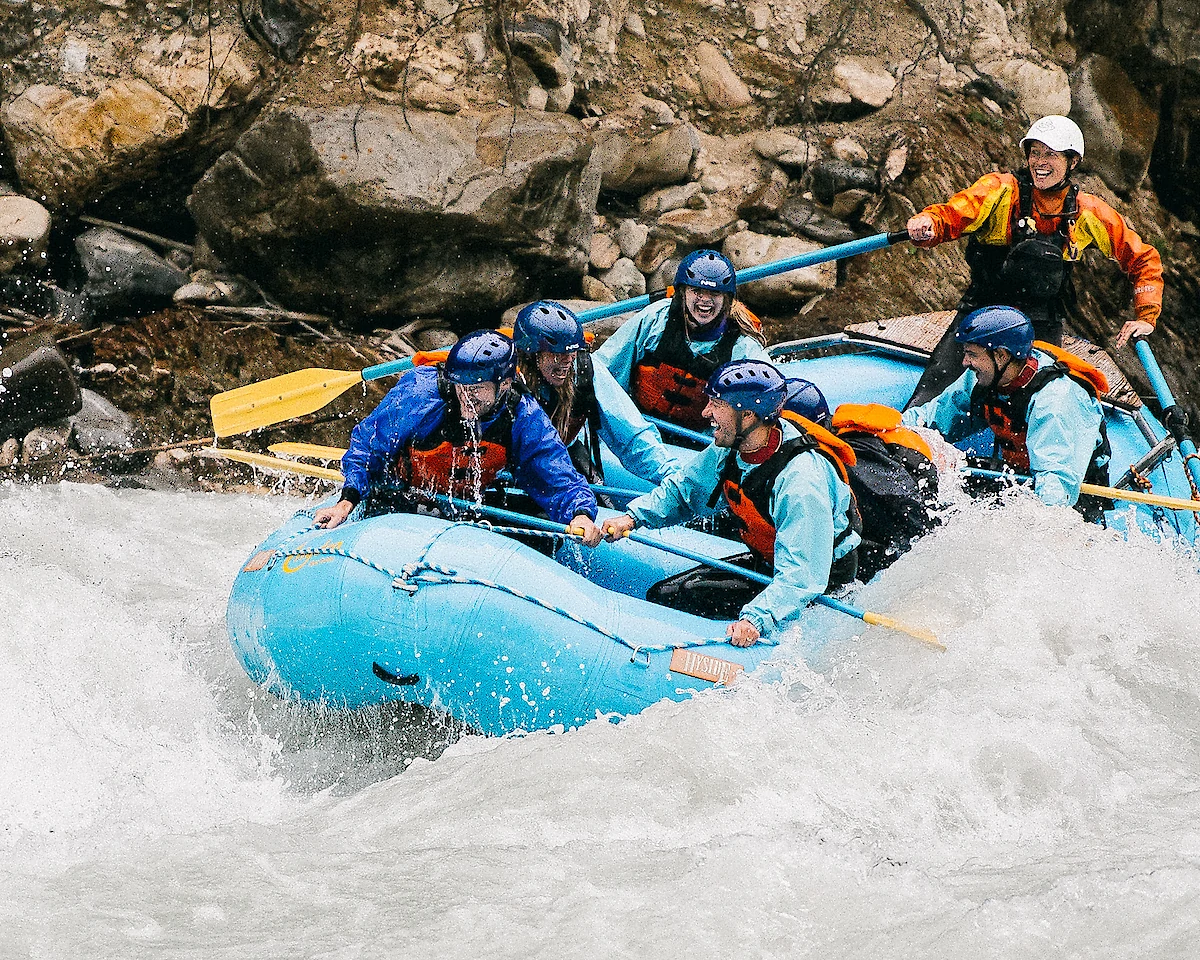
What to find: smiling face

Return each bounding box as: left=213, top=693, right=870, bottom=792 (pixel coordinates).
left=1026, top=141, right=1075, bottom=191
left=535, top=350, right=575, bottom=389
left=703, top=395, right=746, bottom=448
left=683, top=286, right=730, bottom=330
left=962, top=343, right=1006, bottom=389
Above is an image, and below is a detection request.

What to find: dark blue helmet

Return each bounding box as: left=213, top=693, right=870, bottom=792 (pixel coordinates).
left=955, top=306, right=1034, bottom=360
left=675, top=249, right=736, bottom=295
left=704, top=359, right=787, bottom=421
left=444, top=330, right=517, bottom=384
left=512, top=301, right=586, bottom=354
left=783, top=378, right=831, bottom=427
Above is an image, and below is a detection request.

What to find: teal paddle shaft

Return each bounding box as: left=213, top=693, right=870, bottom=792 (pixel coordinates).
left=359, top=232, right=909, bottom=384
left=1133, top=339, right=1200, bottom=490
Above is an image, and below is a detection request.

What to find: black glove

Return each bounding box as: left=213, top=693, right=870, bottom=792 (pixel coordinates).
left=1163, top=405, right=1191, bottom=443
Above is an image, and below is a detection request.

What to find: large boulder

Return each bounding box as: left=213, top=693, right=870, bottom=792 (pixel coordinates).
left=594, top=123, right=701, bottom=194
left=188, top=106, right=601, bottom=325
left=0, top=29, right=269, bottom=211
left=1070, top=55, right=1159, bottom=196
left=722, top=231, right=836, bottom=308
left=76, top=228, right=189, bottom=320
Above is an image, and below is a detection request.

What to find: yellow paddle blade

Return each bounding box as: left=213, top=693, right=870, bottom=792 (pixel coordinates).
left=861, top=610, right=945, bottom=651
left=269, top=442, right=349, bottom=461
left=210, top=368, right=365, bottom=437
left=1081, top=482, right=1200, bottom=513
left=198, top=448, right=345, bottom=482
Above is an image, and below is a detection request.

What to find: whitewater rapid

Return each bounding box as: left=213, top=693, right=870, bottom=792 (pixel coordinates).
left=3, top=480, right=1199, bottom=958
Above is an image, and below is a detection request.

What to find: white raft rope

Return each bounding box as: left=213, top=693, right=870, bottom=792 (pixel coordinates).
left=268, top=517, right=773, bottom=663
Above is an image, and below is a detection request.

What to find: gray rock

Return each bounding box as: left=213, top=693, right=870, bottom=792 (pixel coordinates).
left=599, top=257, right=646, bottom=300
left=638, top=182, right=705, bottom=216
left=831, top=188, right=873, bottom=220
left=76, top=227, right=189, bottom=319
left=778, top=198, right=858, bottom=245
left=239, top=0, right=318, bottom=63
left=188, top=106, right=600, bottom=326
left=616, top=219, right=650, bottom=259
left=20, top=421, right=72, bottom=469
left=810, top=160, right=879, bottom=205
left=596, top=123, right=701, bottom=194
left=580, top=276, right=618, bottom=303
left=509, top=15, right=575, bottom=88
left=634, top=232, right=677, bottom=274
left=69, top=388, right=135, bottom=456
left=723, top=231, right=836, bottom=307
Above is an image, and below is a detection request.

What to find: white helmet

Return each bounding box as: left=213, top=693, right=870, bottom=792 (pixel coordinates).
left=1020, top=116, right=1085, bottom=158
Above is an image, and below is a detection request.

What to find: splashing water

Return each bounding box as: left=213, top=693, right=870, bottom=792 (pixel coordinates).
left=2, top=481, right=1199, bottom=958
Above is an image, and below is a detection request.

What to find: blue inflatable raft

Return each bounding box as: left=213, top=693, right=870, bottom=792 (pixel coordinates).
left=226, top=322, right=1198, bottom=734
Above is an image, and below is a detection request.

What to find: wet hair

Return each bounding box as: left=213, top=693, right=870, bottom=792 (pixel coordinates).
left=517, top=352, right=576, bottom=442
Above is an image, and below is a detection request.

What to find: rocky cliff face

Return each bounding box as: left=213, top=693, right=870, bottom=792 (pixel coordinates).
left=0, top=0, right=1196, bottom=426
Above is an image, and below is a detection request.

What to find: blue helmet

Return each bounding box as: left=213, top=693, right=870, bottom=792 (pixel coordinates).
left=512, top=301, right=586, bottom=354
left=783, top=378, right=831, bottom=427
left=955, top=306, right=1035, bottom=360
left=704, top=360, right=788, bottom=421
left=675, top=249, right=736, bottom=295
left=444, top=330, right=517, bottom=384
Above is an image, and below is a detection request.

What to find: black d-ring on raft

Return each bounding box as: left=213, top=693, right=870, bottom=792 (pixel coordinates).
left=372, top=662, right=420, bottom=686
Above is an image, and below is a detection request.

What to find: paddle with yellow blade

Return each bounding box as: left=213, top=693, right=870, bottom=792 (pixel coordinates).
left=232, top=442, right=1200, bottom=515
left=200, top=444, right=942, bottom=647
left=209, top=230, right=910, bottom=438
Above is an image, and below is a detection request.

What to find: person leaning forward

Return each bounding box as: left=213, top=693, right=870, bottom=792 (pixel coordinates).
left=901, top=305, right=1111, bottom=521
left=314, top=329, right=603, bottom=545
left=905, top=115, right=1163, bottom=407
left=603, top=359, right=861, bottom=647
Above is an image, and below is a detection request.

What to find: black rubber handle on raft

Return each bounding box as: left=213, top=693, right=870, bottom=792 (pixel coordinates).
left=372, top=662, right=420, bottom=686
left=886, top=229, right=911, bottom=245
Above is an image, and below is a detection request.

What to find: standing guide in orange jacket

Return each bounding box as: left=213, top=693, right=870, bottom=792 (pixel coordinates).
left=905, top=115, right=1163, bottom=407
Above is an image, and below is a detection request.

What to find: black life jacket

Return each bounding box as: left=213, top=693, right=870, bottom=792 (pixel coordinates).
left=831, top=404, right=940, bottom=580
left=969, top=359, right=1112, bottom=521
left=707, top=426, right=860, bottom=586
left=397, top=384, right=523, bottom=500
left=630, top=310, right=742, bottom=429
left=535, top=352, right=604, bottom=482
left=963, top=169, right=1080, bottom=330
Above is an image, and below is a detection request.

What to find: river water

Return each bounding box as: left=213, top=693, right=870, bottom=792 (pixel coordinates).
left=3, top=479, right=1199, bottom=958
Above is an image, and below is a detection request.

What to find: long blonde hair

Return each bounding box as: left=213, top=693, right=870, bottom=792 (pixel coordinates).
left=518, top=352, right=577, bottom=442
left=671, top=289, right=767, bottom=345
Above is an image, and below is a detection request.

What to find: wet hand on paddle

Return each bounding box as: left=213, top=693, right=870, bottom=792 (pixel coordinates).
left=571, top=514, right=604, bottom=548
left=602, top=514, right=636, bottom=542
left=1114, top=320, right=1154, bottom=350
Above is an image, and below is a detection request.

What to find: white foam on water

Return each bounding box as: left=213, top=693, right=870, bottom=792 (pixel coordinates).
left=3, top=481, right=1199, bottom=958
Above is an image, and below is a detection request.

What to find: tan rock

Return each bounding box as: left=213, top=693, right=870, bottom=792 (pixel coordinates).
left=833, top=57, right=896, bottom=107
left=0, top=196, right=51, bottom=274
left=722, top=231, right=836, bottom=307
left=581, top=274, right=617, bottom=302
left=983, top=57, right=1071, bottom=118
left=831, top=188, right=872, bottom=220
left=590, top=232, right=621, bottom=270
left=134, top=30, right=259, bottom=114
left=638, top=182, right=705, bottom=216
left=0, top=438, right=19, bottom=469
left=634, top=232, right=677, bottom=274
left=657, top=206, right=743, bottom=246
left=695, top=42, right=753, bottom=110
left=831, top=137, right=868, bottom=163
left=617, top=219, right=650, bottom=259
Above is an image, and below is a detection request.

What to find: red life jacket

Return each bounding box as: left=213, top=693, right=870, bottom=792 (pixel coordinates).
left=396, top=388, right=519, bottom=500
left=710, top=419, right=858, bottom=568
left=630, top=309, right=744, bottom=429
left=969, top=350, right=1110, bottom=476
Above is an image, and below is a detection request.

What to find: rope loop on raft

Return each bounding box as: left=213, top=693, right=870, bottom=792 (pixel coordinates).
left=271, top=531, right=773, bottom=657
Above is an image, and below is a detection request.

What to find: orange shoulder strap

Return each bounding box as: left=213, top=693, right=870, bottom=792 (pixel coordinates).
left=781, top=412, right=857, bottom=474
left=1032, top=341, right=1110, bottom=396
left=832, top=402, right=933, bottom=460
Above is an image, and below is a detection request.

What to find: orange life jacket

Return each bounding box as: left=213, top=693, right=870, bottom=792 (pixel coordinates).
left=712, top=420, right=858, bottom=567
left=396, top=389, right=518, bottom=499
left=970, top=350, right=1109, bottom=475
left=630, top=309, right=744, bottom=429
